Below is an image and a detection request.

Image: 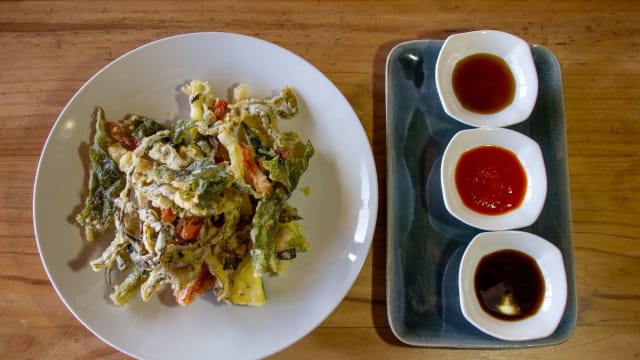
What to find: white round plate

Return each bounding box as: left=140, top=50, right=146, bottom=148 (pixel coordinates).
left=33, top=32, right=378, bottom=360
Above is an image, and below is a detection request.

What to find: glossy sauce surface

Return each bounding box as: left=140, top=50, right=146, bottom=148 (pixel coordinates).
left=452, top=53, right=516, bottom=114
left=474, top=249, right=545, bottom=321
left=455, top=145, right=527, bottom=215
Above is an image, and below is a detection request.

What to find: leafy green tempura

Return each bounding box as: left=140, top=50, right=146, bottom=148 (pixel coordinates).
left=262, top=141, right=314, bottom=194
left=151, top=158, right=233, bottom=212
left=129, top=115, right=165, bottom=141
left=250, top=189, right=287, bottom=274
left=76, top=107, right=126, bottom=241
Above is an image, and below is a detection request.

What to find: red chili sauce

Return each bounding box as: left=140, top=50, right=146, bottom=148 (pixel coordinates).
left=454, top=145, right=527, bottom=215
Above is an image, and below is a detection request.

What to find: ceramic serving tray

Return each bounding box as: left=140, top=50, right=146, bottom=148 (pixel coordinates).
left=385, top=39, right=576, bottom=348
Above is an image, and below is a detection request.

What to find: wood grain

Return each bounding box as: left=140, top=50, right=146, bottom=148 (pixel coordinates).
left=1, top=0, right=639, bottom=358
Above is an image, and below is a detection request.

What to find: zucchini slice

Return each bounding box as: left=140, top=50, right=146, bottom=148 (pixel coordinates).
left=229, top=256, right=267, bottom=306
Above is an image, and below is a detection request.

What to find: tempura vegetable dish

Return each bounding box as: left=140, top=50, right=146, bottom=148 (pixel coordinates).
left=76, top=80, right=314, bottom=306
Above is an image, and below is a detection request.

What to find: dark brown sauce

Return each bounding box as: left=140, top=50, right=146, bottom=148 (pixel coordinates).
left=474, top=249, right=544, bottom=321
left=452, top=53, right=516, bottom=114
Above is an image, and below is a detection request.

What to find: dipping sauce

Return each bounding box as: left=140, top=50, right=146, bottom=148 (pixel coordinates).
left=452, top=53, right=516, bottom=114
left=474, top=249, right=545, bottom=321
left=455, top=145, right=527, bottom=215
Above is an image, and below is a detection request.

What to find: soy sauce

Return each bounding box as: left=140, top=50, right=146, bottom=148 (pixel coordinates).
left=474, top=249, right=544, bottom=321
left=452, top=53, right=516, bottom=114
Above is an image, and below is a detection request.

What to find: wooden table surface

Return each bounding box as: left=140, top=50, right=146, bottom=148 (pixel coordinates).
left=2, top=1, right=639, bottom=359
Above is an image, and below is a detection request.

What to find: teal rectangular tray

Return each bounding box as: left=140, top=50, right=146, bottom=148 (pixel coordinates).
left=385, top=40, right=577, bottom=348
